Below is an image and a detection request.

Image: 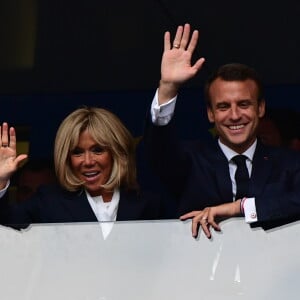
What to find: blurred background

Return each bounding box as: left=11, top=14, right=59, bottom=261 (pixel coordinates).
left=1, top=0, right=300, bottom=159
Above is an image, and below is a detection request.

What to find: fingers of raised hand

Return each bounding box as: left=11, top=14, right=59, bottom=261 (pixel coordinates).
left=0, top=122, right=9, bottom=148
left=0, top=125, right=17, bottom=150
left=172, top=25, right=184, bottom=49
left=172, top=24, right=198, bottom=51
left=179, top=23, right=192, bottom=49
left=7, top=127, right=17, bottom=149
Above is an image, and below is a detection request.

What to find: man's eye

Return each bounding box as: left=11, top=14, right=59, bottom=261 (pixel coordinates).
left=239, top=101, right=251, bottom=108
left=217, top=104, right=229, bottom=110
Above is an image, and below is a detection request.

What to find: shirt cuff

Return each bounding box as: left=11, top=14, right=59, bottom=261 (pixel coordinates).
left=243, top=197, right=258, bottom=223
left=0, top=180, right=10, bottom=199
left=150, top=89, right=177, bottom=125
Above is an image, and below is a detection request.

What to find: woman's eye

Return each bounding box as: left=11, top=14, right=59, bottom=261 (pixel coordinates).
left=93, top=146, right=105, bottom=154
left=70, top=148, right=83, bottom=156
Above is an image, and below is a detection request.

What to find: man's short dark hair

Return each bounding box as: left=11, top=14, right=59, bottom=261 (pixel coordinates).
left=204, top=63, right=264, bottom=108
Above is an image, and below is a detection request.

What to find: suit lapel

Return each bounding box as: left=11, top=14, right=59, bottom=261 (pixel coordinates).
left=61, top=189, right=98, bottom=222
left=116, top=190, right=141, bottom=221
left=249, top=142, right=273, bottom=197
left=204, top=142, right=233, bottom=203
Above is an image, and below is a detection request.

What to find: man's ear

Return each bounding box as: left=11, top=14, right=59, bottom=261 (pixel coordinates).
left=258, top=99, right=266, bottom=118
left=207, top=107, right=215, bottom=123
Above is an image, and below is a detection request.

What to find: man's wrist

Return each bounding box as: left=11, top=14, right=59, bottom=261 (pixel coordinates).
left=158, top=80, right=179, bottom=104
left=240, top=197, right=258, bottom=223
left=0, top=179, right=10, bottom=199
left=0, top=179, right=8, bottom=190
left=240, top=197, right=247, bottom=215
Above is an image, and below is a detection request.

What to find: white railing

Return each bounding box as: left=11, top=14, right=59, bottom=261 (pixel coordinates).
left=1, top=218, right=299, bottom=300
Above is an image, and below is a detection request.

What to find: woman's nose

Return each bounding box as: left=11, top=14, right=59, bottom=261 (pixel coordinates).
left=83, top=152, right=95, bottom=165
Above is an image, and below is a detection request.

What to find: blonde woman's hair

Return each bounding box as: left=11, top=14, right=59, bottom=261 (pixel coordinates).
left=54, top=107, right=138, bottom=192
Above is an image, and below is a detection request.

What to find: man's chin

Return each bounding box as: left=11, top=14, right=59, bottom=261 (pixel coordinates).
left=221, top=137, right=249, bottom=151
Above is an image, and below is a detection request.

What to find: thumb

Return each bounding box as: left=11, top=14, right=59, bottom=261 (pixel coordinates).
left=15, top=154, right=28, bottom=166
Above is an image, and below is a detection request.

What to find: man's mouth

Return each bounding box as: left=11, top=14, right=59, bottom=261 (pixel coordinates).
left=228, top=124, right=245, bottom=130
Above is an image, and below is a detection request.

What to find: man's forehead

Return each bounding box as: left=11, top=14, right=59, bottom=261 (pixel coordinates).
left=209, top=79, right=259, bottom=98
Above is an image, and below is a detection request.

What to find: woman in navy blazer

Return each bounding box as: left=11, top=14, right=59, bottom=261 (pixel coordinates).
left=0, top=107, right=164, bottom=229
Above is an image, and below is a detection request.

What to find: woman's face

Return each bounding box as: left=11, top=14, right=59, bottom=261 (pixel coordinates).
left=70, top=129, right=113, bottom=198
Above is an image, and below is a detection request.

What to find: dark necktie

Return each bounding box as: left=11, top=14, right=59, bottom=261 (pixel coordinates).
left=232, top=155, right=249, bottom=200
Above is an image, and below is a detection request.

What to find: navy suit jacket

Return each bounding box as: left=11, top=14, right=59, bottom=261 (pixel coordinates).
left=0, top=184, right=164, bottom=230
left=144, top=116, right=300, bottom=227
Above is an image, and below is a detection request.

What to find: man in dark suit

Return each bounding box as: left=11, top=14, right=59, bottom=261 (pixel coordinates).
left=144, top=23, right=300, bottom=238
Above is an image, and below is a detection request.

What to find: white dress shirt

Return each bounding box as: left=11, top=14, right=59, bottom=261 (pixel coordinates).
left=86, top=188, right=120, bottom=240
left=0, top=180, right=10, bottom=199
left=85, top=188, right=120, bottom=222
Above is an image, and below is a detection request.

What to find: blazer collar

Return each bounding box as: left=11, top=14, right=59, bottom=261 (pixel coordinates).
left=205, top=141, right=234, bottom=203
left=249, top=141, right=273, bottom=197
left=62, top=188, right=141, bottom=222
left=62, top=189, right=98, bottom=222
left=116, top=189, right=140, bottom=221
left=204, top=140, right=274, bottom=200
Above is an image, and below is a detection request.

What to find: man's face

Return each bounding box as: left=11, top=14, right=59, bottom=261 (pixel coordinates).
left=207, top=78, right=265, bottom=153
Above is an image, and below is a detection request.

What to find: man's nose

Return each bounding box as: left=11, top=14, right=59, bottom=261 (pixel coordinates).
left=230, top=106, right=241, bottom=120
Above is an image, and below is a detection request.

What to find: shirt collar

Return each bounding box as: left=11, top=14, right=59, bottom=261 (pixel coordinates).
left=85, top=188, right=120, bottom=221
left=218, top=139, right=257, bottom=162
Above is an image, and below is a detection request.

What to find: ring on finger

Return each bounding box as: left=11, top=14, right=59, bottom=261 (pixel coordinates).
left=173, top=43, right=180, bottom=49
left=1, top=144, right=8, bottom=148
left=201, top=217, right=208, bottom=225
